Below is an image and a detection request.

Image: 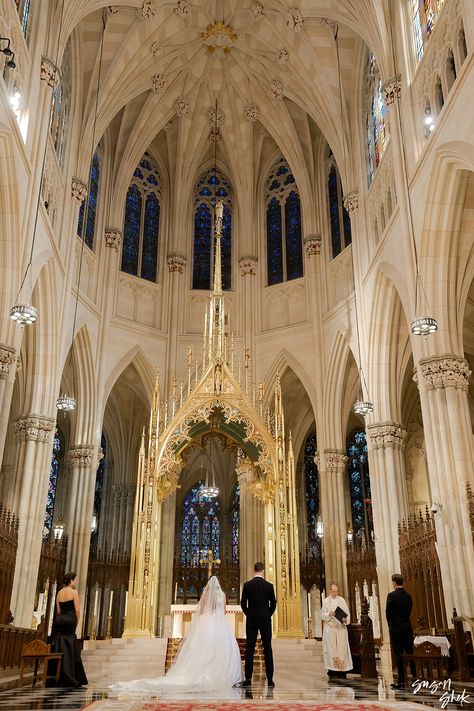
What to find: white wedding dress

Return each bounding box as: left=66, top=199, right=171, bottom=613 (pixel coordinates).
left=109, top=577, right=242, bottom=695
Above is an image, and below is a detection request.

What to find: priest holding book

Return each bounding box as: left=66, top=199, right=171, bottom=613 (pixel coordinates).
left=320, top=583, right=353, bottom=678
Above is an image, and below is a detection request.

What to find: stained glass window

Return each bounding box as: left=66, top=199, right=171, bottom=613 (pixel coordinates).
left=347, top=430, right=373, bottom=541
left=327, top=157, right=351, bottom=259
left=304, top=432, right=320, bottom=560
left=77, top=152, right=100, bottom=250
left=231, top=484, right=240, bottom=565
left=366, top=55, right=387, bottom=186
left=409, top=0, right=447, bottom=64
left=180, top=482, right=221, bottom=566
left=92, top=434, right=107, bottom=536
left=192, top=168, right=232, bottom=291
left=121, top=153, right=161, bottom=282
left=265, top=158, right=303, bottom=286
left=43, top=429, right=62, bottom=537
left=49, top=39, right=71, bottom=169
left=15, top=0, right=31, bottom=39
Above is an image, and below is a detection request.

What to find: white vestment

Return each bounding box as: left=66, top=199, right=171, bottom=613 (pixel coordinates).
left=320, top=594, right=353, bottom=672
left=109, top=577, right=242, bottom=695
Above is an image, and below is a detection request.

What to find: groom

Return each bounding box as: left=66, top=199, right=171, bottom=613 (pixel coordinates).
left=240, top=562, right=277, bottom=687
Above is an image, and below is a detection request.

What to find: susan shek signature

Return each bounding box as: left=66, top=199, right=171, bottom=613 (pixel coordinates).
left=412, top=678, right=471, bottom=708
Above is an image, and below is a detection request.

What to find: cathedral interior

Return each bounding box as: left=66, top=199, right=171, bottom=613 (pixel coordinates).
left=1, top=0, right=474, bottom=708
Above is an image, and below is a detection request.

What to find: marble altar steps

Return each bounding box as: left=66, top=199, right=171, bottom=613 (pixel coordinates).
left=82, top=637, right=324, bottom=685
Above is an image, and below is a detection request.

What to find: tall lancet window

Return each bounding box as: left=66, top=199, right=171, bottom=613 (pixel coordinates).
left=15, top=0, right=31, bottom=41
left=346, top=430, right=373, bottom=541
left=43, top=429, right=63, bottom=538
left=304, top=431, right=320, bottom=559
left=365, top=54, right=387, bottom=186
left=77, top=152, right=100, bottom=250
left=409, top=0, right=447, bottom=63
left=266, top=158, right=303, bottom=286
left=91, top=434, right=107, bottom=541
left=49, top=39, right=71, bottom=170
left=121, top=153, right=161, bottom=282
left=327, top=152, right=351, bottom=259
left=193, top=168, right=232, bottom=291
left=180, top=482, right=221, bottom=566
left=230, top=483, right=240, bottom=565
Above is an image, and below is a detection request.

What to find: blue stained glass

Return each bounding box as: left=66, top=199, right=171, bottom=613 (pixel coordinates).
left=141, top=193, right=160, bottom=282
left=77, top=200, right=85, bottom=240
left=231, top=484, right=240, bottom=565
left=284, top=191, right=303, bottom=280
left=140, top=159, right=152, bottom=171
left=343, top=204, right=352, bottom=246
left=211, top=519, right=220, bottom=559
left=208, top=174, right=219, bottom=185
left=305, top=432, right=320, bottom=559
left=85, top=153, right=100, bottom=250
left=410, top=0, right=424, bottom=61
left=93, top=434, right=107, bottom=533
left=180, top=482, right=221, bottom=566
left=221, top=204, right=232, bottom=290
left=276, top=164, right=288, bottom=176
left=134, top=168, right=144, bottom=179
left=284, top=174, right=295, bottom=185
left=200, top=187, right=212, bottom=196
left=147, top=174, right=158, bottom=186
left=269, top=179, right=280, bottom=191
left=43, top=430, right=62, bottom=537
left=347, top=430, right=373, bottom=539
left=266, top=197, right=283, bottom=285
left=216, top=187, right=228, bottom=197
left=122, top=185, right=142, bottom=275
left=193, top=203, right=212, bottom=289
left=328, top=166, right=342, bottom=258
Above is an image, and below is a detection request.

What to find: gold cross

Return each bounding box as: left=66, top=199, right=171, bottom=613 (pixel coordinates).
left=199, top=548, right=221, bottom=580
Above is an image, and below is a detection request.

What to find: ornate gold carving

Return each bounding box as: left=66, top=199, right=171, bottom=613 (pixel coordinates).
left=201, top=22, right=237, bottom=53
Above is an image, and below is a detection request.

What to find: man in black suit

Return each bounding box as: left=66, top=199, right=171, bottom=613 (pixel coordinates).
left=240, top=562, right=277, bottom=688
left=386, top=573, right=414, bottom=689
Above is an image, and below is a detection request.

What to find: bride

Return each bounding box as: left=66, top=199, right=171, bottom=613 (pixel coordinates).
left=109, top=576, right=242, bottom=694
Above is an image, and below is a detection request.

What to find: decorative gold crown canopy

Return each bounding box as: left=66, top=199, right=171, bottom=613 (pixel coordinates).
left=201, top=21, right=237, bottom=53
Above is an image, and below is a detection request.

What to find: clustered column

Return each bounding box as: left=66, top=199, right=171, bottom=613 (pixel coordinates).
left=316, top=450, right=348, bottom=592
left=236, top=461, right=264, bottom=584
left=415, top=355, right=474, bottom=617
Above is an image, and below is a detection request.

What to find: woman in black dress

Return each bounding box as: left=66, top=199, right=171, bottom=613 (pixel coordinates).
left=51, top=572, right=88, bottom=687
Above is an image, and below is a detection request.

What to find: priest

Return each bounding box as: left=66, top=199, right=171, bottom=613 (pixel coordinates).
left=320, top=583, right=353, bottom=678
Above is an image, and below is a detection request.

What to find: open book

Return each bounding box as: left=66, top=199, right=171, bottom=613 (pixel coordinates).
left=334, top=605, right=348, bottom=624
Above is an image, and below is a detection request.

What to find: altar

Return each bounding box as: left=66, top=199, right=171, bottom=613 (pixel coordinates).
left=170, top=604, right=245, bottom=638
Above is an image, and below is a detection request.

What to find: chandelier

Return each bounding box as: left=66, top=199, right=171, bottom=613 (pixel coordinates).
left=200, top=438, right=219, bottom=499
left=10, top=303, right=37, bottom=325
left=56, top=395, right=77, bottom=411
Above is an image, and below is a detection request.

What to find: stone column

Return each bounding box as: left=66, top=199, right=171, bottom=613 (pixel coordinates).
left=10, top=414, right=55, bottom=627
left=157, top=489, right=177, bottom=618
left=66, top=444, right=96, bottom=631
left=0, top=345, right=16, bottom=466
left=236, top=463, right=264, bottom=584
left=110, top=485, right=121, bottom=550
left=123, top=485, right=135, bottom=553
left=238, top=257, right=259, bottom=365
left=415, top=355, right=474, bottom=617
left=317, top=451, right=348, bottom=592
left=165, top=254, right=187, bottom=378
left=366, top=422, right=408, bottom=643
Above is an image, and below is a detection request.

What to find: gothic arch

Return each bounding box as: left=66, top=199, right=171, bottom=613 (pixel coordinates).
left=263, top=349, right=318, bottom=419
left=323, top=331, right=354, bottom=449
left=102, top=345, right=155, bottom=414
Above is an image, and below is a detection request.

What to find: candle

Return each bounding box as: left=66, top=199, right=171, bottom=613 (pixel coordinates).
left=108, top=590, right=114, bottom=617
left=307, top=591, right=312, bottom=618
left=124, top=591, right=128, bottom=617
left=174, top=582, right=178, bottom=604
left=93, top=589, right=98, bottom=617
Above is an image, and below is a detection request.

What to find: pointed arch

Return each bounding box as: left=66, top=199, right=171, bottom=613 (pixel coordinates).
left=103, top=345, right=155, bottom=414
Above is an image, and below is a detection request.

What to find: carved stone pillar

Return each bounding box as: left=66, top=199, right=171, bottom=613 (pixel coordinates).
left=0, top=344, right=16, bottom=467
left=123, top=485, right=135, bottom=553
left=157, top=489, right=177, bottom=618
left=366, top=422, right=408, bottom=643
left=10, top=414, right=55, bottom=627
left=66, top=445, right=97, bottom=633
left=238, top=257, right=259, bottom=370
left=317, top=451, right=348, bottom=592
left=110, top=485, right=122, bottom=550
left=415, top=355, right=474, bottom=617
left=237, top=462, right=264, bottom=584
left=164, top=255, right=187, bottom=378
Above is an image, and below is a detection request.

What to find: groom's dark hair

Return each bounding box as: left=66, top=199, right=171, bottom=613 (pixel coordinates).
left=254, top=562, right=265, bottom=572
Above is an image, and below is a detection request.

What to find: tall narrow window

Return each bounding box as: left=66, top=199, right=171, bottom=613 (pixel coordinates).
left=192, top=168, right=232, bottom=290
left=92, top=434, right=107, bottom=539
left=266, top=158, right=303, bottom=285
left=304, top=432, right=320, bottom=560
left=365, top=54, right=387, bottom=186
left=347, top=430, right=373, bottom=541
left=15, top=0, right=31, bottom=41
left=327, top=154, right=351, bottom=259
left=230, top=484, right=240, bottom=565
left=49, top=39, right=71, bottom=169
left=43, top=429, right=62, bottom=538
left=121, top=153, right=161, bottom=282
left=180, top=482, right=221, bottom=566
left=77, top=152, right=100, bottom=250
left=409, top=0, right=447, bottom=63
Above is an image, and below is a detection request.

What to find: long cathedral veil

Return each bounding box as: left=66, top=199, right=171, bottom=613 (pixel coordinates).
left=195, top=575, right=225, bottom=616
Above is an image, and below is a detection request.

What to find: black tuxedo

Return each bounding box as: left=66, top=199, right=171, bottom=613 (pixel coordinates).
left=241, top=576, right=277, bottom=682
left=386, top=587, right=414, bottom=684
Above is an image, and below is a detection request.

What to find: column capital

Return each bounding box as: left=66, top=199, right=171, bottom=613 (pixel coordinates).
left=69, top=445, right=95, bottom=467
left=104, top=227, right=122, bottom=250
left=167, top=253, right=187, bottom=273
left=104, top=5, right=120, bottom=16
left=304, top=235, right=322, bottom=257
left=239, top=256, right=258, bottom=276
left=382, top=75, right=402, bottom=105
left=367, top=422, right=407, bottom=450
left=323, top=450, right=348, bottom=473
left=14, top=415, right=55, bottom=442
left=236, top=462, right=254, bottom=484
left=417, top=354, right=471, bottom=392
left=71, top=178, right=88, bottom=204
left=343, top=190, right=359, bottom=212
left=137, top=0, right=156, bottom=20
left=40, top=57, right=57, bottom=87
left=0, top=344, right=16, bottom=380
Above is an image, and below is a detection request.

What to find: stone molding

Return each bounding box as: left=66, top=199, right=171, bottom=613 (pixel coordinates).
left=245, top=104, right=260, bottom=122
left=104, top=227, right=122, bottom=250
left=167, top=253, right=187, bottom=273
left=0, top=345, right=16, bottom=380
left=14, top=415, right=55, bottom=442
left=138, top=0, right=156, bottom=20
left=382, top=75, right=401, bottom=105
left=367, top=422, right=407, bottom=450
left=69, top=445, right=94, bottom=468
left=40, top=57, right=57, bottom=88
left=286, top=8, right=304, bottom=32
left=71, top=178, right=88, bottom=203
left=418, top=355, right=471, bottom=392
left=151, top=74, right=167, bottom=93
left=239, top=256, right=258, bottom=276
left=304, top=235, right=322, bottom=257
left=343, top=190, right=359, bottom=212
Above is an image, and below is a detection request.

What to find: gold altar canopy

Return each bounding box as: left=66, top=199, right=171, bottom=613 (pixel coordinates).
left=123, top=202, right=303, bottom=638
